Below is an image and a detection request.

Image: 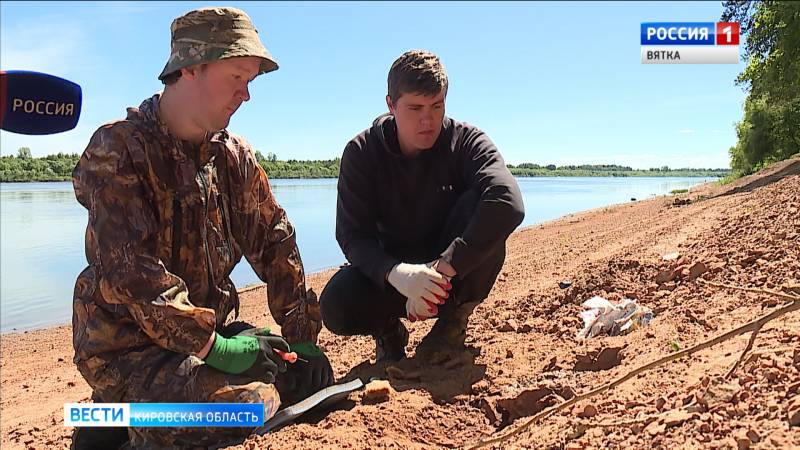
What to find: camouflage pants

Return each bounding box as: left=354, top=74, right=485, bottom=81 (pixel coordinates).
left=83, top=324, right=282, bottom=449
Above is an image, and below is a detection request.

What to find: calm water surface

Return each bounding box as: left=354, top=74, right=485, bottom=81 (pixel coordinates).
left=0, top=176, right=714, bottom=332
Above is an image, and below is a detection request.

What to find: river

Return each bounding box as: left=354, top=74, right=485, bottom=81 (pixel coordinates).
left=0, top=176, right=713, bottom=332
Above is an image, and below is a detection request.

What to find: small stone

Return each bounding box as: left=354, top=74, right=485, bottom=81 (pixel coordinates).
left=518, top=320, right=535, bottom=333
left=656, top=268, right=678, bottom=284
left=644, top=420, right=666, bottom=436
left=567, top=423, right=588, bottom=440
left=656, top=396, right=668, bottom=411
left=662, top=252, right=680, bottom=261
left=663, top=409, right=694, bottom=428
left=732, top=427, right=757, bottom=449
left=506, top=349, right=513, bottom=358
left=472, top=380, right=489, bottom=393
left=577, top=404, right=598, bottom=418
left=769, top=435, right=788, bottom=447
left=685, top=404, right=705, bottom=413
left=768, top=400, right=780, bottom=412
left=479, top=398, right=499, bottom=424
left=558, top=280, right=572, bottom=289
left=764, top=369, right=779, bottom=382
left=499, top=319, right=518, bottom=332
left=745, top=429, right=760, bottom=443
left=709, top=261, right=726, bottom=273
left=672, top=197, right=691, bottom=206
left=688, top=262, right=708, bottom=280
left=586, top=427, right=603, bottom=438
left=736, top=436, right=751, bottom=450
left=788, top=398, right=800, bottom=426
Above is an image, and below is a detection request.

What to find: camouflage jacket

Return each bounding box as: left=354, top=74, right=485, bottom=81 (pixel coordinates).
left=72, top=94, right=321, bottom=382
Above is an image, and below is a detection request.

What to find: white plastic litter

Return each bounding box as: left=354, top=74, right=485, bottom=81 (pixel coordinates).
left=576, top=296, right=654, bottom=339
left=662, top=252, right=681, bottom=261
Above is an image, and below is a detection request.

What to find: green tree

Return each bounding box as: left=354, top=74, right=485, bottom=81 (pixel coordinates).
left=723, top=1, right=800, bottom=176
left=17, top=147, right=32, bottom=159
left=254, top=150, right=266, bottom=165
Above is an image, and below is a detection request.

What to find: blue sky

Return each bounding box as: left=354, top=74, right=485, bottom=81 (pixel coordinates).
left=1, top=1, right=746, bottom=169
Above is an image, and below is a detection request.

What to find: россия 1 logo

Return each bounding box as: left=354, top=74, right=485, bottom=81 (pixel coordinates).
left=640, top=22, right=740, bottom=64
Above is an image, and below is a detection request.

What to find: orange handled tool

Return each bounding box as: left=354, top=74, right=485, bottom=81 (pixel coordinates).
left=274, top=349, right=306, bottom=364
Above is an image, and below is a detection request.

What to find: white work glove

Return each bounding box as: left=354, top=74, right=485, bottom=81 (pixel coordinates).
left=387, top=263, right=451, bottom=321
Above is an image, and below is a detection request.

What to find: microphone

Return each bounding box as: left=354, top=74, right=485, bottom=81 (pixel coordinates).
left=0, top=70, right=82, bottom=135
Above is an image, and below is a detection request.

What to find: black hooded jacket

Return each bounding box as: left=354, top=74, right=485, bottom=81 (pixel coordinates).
left=335, top=114, right=525, bottom=290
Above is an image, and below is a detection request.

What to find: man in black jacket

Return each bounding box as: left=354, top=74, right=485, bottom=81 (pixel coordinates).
left=320, top=50, right=525, bottom=362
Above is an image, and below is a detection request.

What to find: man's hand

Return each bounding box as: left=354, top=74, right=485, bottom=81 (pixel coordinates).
left=236, top=327, right=292, bottom=381
left=405, top=295, right=438, bottom=322
left=203, top=329, right=290, bottom=383
left=407, top=259, right=457, bottom=321
left=388, top=263, right=451, bottom=321
left=430, top=259, right=457, bottom=279
left=277, top=342, right=335, bottom=402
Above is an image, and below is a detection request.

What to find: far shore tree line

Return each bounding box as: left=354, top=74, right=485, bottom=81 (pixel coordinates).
left=0, top=148, right=728, bottom=182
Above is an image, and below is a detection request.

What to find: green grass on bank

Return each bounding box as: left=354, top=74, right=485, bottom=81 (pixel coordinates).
left=0, top=150, right=731, bottom=182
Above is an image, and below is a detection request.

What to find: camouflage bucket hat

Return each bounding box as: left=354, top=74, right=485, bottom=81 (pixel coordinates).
left=158, top=6, right=278, bottom=81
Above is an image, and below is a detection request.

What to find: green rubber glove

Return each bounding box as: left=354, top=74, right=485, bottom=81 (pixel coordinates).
left=291, top=342, right=325, bottom=357
left=205, top=328, right=291, bottom=381
left=204, top=333, right=260, bottom=374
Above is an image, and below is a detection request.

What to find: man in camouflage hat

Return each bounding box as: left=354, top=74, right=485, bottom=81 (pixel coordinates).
left=70, top=7, right=334, bottom=449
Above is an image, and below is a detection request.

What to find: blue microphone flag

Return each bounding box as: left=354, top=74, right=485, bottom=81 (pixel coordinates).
left=1, top=70, right=82, bottom=135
